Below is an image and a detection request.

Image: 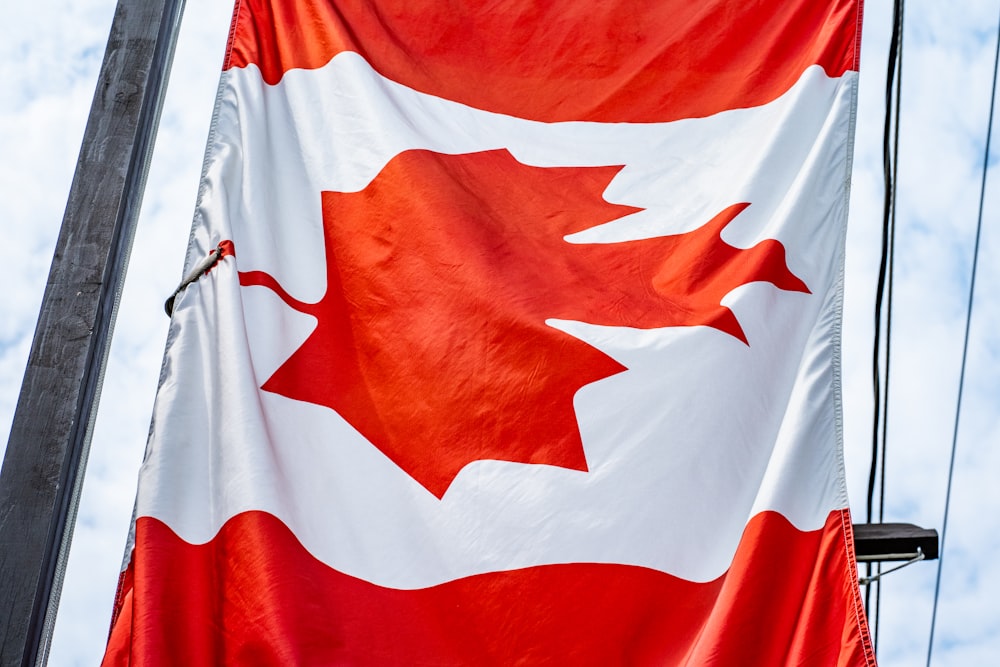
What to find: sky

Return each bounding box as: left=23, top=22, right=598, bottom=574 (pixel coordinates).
left=1, top=1, right=998, bottom=665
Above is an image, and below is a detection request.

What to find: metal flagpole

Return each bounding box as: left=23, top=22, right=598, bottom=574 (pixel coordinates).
left=0, top=0, right=186, bottom=663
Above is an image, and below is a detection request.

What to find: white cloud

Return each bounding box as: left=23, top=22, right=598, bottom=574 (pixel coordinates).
left=0, top=0, right=115, bottom=444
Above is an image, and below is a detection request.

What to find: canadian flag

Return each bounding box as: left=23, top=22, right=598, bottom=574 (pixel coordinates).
left=103, top=1, right=875, bottom=665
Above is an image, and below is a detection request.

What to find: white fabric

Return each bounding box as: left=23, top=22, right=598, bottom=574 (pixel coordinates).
left=138, top=52, right=856, bottom=587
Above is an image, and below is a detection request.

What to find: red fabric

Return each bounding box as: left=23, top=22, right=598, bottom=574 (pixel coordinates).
left=224, top=0, right=862, bottom=123
left=103, top=509, right=873, bottom=666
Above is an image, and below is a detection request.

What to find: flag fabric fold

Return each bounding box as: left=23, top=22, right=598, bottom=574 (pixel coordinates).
left=104, top=1, right=874, bottom=664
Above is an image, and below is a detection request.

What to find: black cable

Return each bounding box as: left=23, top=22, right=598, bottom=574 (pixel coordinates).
left=866, top=0, right=905, bottom=618
left=868, top=0, right=904, bottom=525
left=874, top=0, right=905, bottom=652
left=925, top=4, right=1000, bottom=664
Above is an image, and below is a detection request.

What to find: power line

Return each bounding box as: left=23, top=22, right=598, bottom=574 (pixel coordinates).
left=874, top=0, right=906, bottom=651
left=925, top=3, right=1000, bottom=664
left=866, top=0, right=905, bottom=624
left=868, top=0, right=904, bottom=527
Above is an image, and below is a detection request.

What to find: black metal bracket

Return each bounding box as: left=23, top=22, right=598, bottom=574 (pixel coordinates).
left=853, top=523, right=939, bottom=562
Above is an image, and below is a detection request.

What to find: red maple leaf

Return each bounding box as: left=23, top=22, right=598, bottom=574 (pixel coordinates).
left=239, top=149, right=808, bottom=498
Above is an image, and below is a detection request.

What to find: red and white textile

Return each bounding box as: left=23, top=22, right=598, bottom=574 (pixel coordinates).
left=104, top=2, right=874, bottom=664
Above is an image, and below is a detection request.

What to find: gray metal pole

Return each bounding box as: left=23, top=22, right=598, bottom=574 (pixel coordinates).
left=0, top=0, right=186, bottom=663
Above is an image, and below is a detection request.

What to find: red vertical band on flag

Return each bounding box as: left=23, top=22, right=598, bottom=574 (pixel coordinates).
left=224, top=0, right=862, bottom=123
left=103, top=509, right=873, bottom=666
